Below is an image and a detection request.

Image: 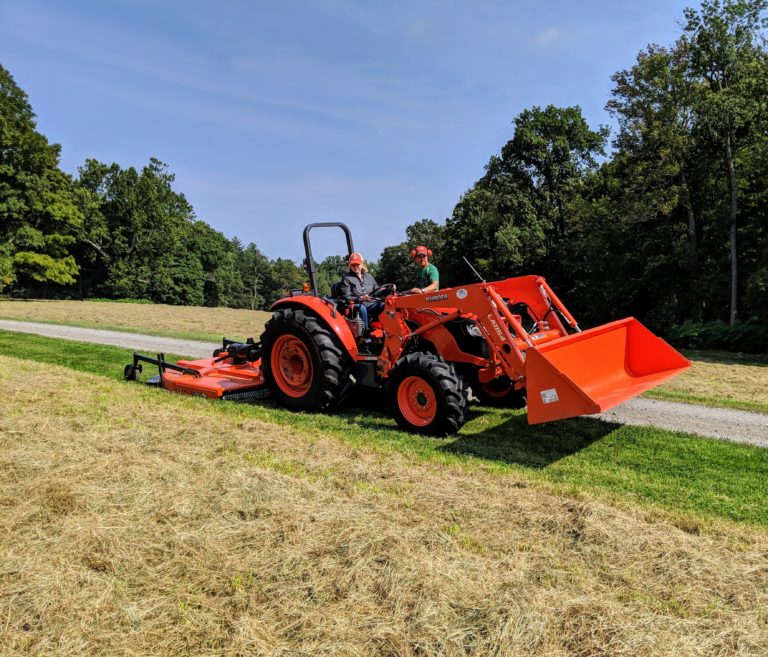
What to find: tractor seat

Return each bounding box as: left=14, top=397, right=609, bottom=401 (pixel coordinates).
left=327, top=282, right=354, bottom=315
left=329, top=281, right=343, bottom=300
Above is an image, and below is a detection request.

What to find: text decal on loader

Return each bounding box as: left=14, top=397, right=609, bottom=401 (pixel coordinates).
left=540, top=388, right=560, bottom=404
left=487, top=314, right=506, bottom=341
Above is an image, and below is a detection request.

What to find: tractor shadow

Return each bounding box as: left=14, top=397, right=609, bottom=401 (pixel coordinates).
left=438, top=408, right=622, bottom=469
left=342, top=390, right=621, bottom=470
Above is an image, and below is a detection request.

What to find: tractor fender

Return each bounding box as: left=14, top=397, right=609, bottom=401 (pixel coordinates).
left=270, top=296, right=359, bottom=360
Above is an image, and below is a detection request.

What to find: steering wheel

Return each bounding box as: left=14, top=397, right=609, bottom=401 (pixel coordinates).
left=371, top=283, right=397, bottom=299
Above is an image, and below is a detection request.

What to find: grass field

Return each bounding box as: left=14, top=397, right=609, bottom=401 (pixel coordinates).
left=0, top=299, right=272, bottom=343
left=2, top=354, right=767, bottom=656
left=2, top=299, right=767, bottom=413
left=2, top=301, right=768, bottom=655
left=1, top=329, right=766, bottom=526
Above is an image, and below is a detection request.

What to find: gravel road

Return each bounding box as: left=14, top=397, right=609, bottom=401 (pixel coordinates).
left=0, top=319, right=217, bottom=358
left=2, top=319, right=766, bottom=447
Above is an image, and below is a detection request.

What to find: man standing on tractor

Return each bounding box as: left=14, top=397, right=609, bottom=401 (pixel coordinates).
left=409, top=245, right=439, bottom=294
left=339, top=252, right=383, bottom=332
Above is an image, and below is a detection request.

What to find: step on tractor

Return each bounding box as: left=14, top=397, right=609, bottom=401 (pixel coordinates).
left=125, top=222, right=690, bottom=435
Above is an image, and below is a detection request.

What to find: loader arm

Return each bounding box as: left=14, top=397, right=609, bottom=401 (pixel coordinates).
left=377, top=280, right=554, bottom=382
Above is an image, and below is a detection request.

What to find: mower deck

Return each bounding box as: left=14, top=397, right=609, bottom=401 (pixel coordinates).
left=125, top=339, right=269, bottom=401
left=159, top=356, right=267, bottom=400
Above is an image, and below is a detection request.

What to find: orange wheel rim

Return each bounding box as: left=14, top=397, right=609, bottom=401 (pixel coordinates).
left=397, top=376, right=437, bottom=427
left=271, top=335, right=313, bottom=398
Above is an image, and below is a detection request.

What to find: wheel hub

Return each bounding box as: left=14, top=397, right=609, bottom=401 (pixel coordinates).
left=271, top=335, right=313, bottom=397
left=397, top=375, right=437, bottom=427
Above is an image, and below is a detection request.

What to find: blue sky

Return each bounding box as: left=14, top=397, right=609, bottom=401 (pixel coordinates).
left=1, top=0, right=691, bottom=263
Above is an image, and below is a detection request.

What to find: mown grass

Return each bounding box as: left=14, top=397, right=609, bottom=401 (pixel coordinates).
left=645, top=349, right=768, bottom=413
left=2, top=328, right=766, bottom=527
left=0, top=298, right=269, bottom=343
left=0, top=315, right=229, bottom=343
left=3, top=355, right=766, bottom=656
left=643, top=386, right=768, bottom=413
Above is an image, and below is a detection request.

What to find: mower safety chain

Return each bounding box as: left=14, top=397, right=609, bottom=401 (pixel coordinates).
left=221, top=388, right=271, bottom=401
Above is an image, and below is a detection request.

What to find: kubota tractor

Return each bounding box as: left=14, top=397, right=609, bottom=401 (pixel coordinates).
left=126, top=222, right=690, bottom=435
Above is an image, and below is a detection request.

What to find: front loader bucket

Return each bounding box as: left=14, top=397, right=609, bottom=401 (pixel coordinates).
left=525, top=318, right=690, bottom=424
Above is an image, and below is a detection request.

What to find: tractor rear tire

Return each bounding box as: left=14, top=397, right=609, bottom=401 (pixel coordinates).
left=473, top=375, right=527, bottom=408
left=387, top=352, right=467, bottom=436
left=261, top=307, right=351, bottom=411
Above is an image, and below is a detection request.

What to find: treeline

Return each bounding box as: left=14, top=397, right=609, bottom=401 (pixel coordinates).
left=377, top=0, right=768, bottom=349
left=0, top=62, right=366, bottom=308
left=1, top=0, right=767, bottom=350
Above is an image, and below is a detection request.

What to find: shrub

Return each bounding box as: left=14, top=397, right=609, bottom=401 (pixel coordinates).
left=88, top=297, right=154, bottom=304
left=666, top=319, right=768, bottom=354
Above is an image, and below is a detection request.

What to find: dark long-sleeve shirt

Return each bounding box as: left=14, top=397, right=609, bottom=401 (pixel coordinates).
left=339, top=271, right=378, bottom=299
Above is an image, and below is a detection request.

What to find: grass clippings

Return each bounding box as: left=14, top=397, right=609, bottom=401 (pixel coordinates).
left=1, top=329, right=767, bottom=526
left=1, top=356, right=767, bottom=656
left=645, top=352, right=768, bottom=413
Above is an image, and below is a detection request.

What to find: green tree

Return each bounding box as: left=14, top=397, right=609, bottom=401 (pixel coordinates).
left=75, top=158, right=209, bottom=305
left=608, top=42, right=706, bottom=320
left=186, top=221, right=243, bottom=307
left=236, top=241, right=272, bottom=309
left=376, top=243, right=413, bottom=291
left=264, top=258, right=306, bottom=305
left=443, top=182, right=542, bottom=285
left=498, top=105, right=608, bottom=242
left=741, top=135, right=768, bottom=320
left=377, top=219, right=446, bottom=289
left=405, top=219, right=445, bottom=256
left=681, top=0, right=768, bottom=325
left=316, top=255, right=347, bottom=296
left=0, top=64, right=82, bottom=293
left=442, top=105, right=607, bottom=288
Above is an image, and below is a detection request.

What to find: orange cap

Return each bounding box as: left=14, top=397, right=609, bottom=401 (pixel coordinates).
left=349, top=252, right=363, bottom=265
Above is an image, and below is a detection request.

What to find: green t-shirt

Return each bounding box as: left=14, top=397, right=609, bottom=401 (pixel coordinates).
left=414, top=263, right=439, bottom=291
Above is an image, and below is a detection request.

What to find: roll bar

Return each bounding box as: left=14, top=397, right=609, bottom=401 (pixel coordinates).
left=302, top=222, right=355, bottom=296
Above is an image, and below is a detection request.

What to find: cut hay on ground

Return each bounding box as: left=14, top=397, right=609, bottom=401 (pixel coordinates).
left=651, top=357, right=768, bottom=408
left=1, top=355, right=767, bottom=656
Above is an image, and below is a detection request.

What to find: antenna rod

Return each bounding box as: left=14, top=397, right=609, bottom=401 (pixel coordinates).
left=463, top=256, right=485, bottom=283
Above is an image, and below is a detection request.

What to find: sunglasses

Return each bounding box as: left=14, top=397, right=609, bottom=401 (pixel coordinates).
left=415, top=254, right=427, bottom=258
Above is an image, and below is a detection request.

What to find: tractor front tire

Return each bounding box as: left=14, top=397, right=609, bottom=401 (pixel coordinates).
left=387, top=352, right=467, bottom=436
left=261, top=308, right=351, bottom=411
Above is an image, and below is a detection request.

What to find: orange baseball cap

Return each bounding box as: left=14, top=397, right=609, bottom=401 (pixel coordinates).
left=413, top=245, right=430, bottom=256
left=348, top=252, right=363, bottom=265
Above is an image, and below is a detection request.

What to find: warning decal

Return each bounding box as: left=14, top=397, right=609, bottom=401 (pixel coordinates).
left=540, top=388, right=559, bottom=404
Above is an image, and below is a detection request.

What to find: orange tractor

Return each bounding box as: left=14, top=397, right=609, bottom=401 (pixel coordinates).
left=126, top=223, right=690, bottom=435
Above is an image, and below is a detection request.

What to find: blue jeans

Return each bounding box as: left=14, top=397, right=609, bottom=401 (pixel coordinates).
left=357, top=301, right=384, bottom=331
